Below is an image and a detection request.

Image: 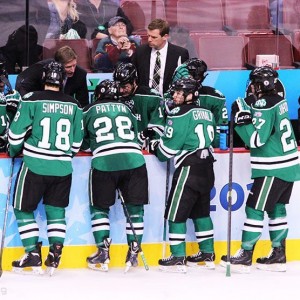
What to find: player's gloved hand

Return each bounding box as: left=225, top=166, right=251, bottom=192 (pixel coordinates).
left=148, top=140, right=159, bottom=156
left=0, top=134, right=8, bottom=153
left=6, top=89, right=21, bottom=115
left=231, top=98, right=252, bottom=126
left=139, top=128, right=156, bottom=141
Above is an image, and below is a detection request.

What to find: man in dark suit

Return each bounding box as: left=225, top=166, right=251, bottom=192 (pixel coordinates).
left=16, top=46, right=89, bottom=108
left=132, top=19, right=189, bottom=96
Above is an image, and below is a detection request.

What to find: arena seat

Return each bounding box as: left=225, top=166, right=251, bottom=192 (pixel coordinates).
left=246, top=34, right=298, bottom=69
left=176, top=0, right=226, bottom=34
left=223, top=0, right=273, bottom=35
left=196, top=35, right=247, bottom=70
left=120, top=0, right=166, bottom=32
left=43, top=39, right=92, bottom=72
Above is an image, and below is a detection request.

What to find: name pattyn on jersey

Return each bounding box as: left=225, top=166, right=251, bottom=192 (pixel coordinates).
left=82, top=99, right=145, bottom=172
left=235, top=95, right=300, bottom=182
left=8, top=90, right=83, bottom=176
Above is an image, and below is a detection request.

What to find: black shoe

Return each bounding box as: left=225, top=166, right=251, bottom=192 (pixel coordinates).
left=220, top=249, right=253, bottom=273
left=12, top=242, right=43, bottom=275
left=158, top=255, right=187, bottom=273
left=87, top=238, right=111, bottom=271
left=256, top=247, right=286, bottom=272
left=187, top=251, right=215, bottom=269
left=45, top=242, right=63, bottom=275
left=125, top=241, right=139, bottom=268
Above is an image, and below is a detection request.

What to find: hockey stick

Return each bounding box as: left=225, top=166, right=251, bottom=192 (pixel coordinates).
left=118, top=190, right=149, bottom=271
left=226, top=114, right=234, bottom=277
left=0, top=157, right=15, bottom=277
left=162, top=160, right=170, bottom=258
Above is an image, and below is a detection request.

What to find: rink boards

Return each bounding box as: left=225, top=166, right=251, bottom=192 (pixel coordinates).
left=1, top=150, right=300, bottom=269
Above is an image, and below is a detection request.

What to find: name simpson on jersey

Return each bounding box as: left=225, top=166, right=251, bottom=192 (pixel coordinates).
left=42, top=103, right=74, bottom=115
left=193, top=110, right=212, bottom=121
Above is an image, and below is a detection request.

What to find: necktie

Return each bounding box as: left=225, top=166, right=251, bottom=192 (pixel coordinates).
left=152, top=51, right=161, bottom=92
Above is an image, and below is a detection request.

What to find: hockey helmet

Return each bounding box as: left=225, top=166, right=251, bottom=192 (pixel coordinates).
left=93, top=79, right=119, bottom=102
left=43, top=61, right=66, bottom=88
left=113, top=62, right=138, bottom=85
left=185, top=58, right=208, bottom=83
left=169, top=77, right=199, bottom=104
left=249, top=66, right=278, bottom=94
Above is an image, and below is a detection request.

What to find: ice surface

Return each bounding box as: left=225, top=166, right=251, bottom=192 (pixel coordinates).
left=0, top=262, right=299, bottom=300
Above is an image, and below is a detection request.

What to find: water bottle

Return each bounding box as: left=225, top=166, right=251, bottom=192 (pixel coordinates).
left=219, top=125, right=228, bottom=150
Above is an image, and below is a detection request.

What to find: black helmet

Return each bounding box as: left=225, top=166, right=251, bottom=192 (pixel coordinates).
left=113, top=62, right=138, bottom=85
left=94, top=79, right=119, bottom=102
left=185, top=58, right=208, bottom=83
left=169, top=77, right=199, bottom=103
left=43, top=61, right=66, bottom=88
left=249, top=66, right=278, bottom=94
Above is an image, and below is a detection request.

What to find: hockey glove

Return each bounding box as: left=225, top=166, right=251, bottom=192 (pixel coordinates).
left=231, top=98, right=252, bottom=126
left=139, top=128, right=156, bottom=141
left=6, top=90, right=21, bottom=117
left=0, top=134, right=8, bottom=153
left=148, top=140, right=159, bottom=156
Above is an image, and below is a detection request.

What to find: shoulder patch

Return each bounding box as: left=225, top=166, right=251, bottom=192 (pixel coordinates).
left=254, top=98, right=267, bottom=108
left=23, top=92, right=34, bottom=99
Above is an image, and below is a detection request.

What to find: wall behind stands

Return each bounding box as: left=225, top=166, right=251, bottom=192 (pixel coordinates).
left=8, top=69, right=300, bottom=119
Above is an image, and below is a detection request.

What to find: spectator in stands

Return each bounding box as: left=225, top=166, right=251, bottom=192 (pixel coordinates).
left=169, top=26, right=198, bottom=58
left=0, top=25, right=43, bottom=74
left=93, top=16, right=138, bottom=72
left=15, top=45, right=89, bottom=108
left=132, top=19, right=189, bottom=96
left=46, top=0, right=87, bottom=39
left=76, top=0, right=133, bottom=40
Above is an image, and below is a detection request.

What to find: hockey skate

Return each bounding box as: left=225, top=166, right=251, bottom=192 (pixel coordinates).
left=45, top=242, right=63, bottom=276
left=158, top=255, right=187, bottom=273
left=87, top=238, right=112, bottom=272
left=187, top=251, right=215, bottom=269
left=220, top=249, right=253, bottom=274
left=124, top=241, right=139, bottom=273
left=12, top=242, right=43, bottom=275
left=256, top=247, right=286, bottom=272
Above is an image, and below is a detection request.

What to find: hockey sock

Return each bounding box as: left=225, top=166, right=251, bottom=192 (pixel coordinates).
left=90, top=206, right=110, bottom=247
left=241, top=206, right=264, bottom=250
left=14, top=209, right=39, bottom=252
left=126, top=204, right=144, bottom=245
left=45, top=204, right=66, bottom=246
left=169, top=221, right=186, bottom=257
left=267, top=203, right=288, bottom=248
left=192, top=216, right=214, bottom=253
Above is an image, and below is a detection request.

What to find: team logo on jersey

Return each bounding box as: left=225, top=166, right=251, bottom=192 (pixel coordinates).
left=254, top=99, right=267, bottom=108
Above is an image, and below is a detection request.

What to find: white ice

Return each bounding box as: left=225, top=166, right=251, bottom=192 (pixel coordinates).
left=0, top=262, right=300, bottom=300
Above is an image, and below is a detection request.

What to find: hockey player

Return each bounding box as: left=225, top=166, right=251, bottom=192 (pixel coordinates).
left=150, top=78, right=216, bottom=273
left=8, top=61, right=83, bottom=275
left=170, top=58, right=228, bottom=149
left=220, top=66, right=300, bottom=273
left=0, top=92, right=7, bottom=152
left=82, top=79, right=149, bottom=272
left=113, top=62, right=165, bottom=146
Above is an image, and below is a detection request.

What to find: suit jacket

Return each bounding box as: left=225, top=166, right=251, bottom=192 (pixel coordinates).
left=132, top=42, right=189, bottom=94
left=15, top=59, right=89, bottom=108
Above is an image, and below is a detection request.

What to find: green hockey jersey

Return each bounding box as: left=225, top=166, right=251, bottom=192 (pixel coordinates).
left=125, top=85, right=165, bottom=138
left=8, top=90, right=83, bottom=176
left=156, top=104, right=216, bottom=168
left=235, top=95, right=300, bottom=181
left=82, top=99, right=145, bottom=171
